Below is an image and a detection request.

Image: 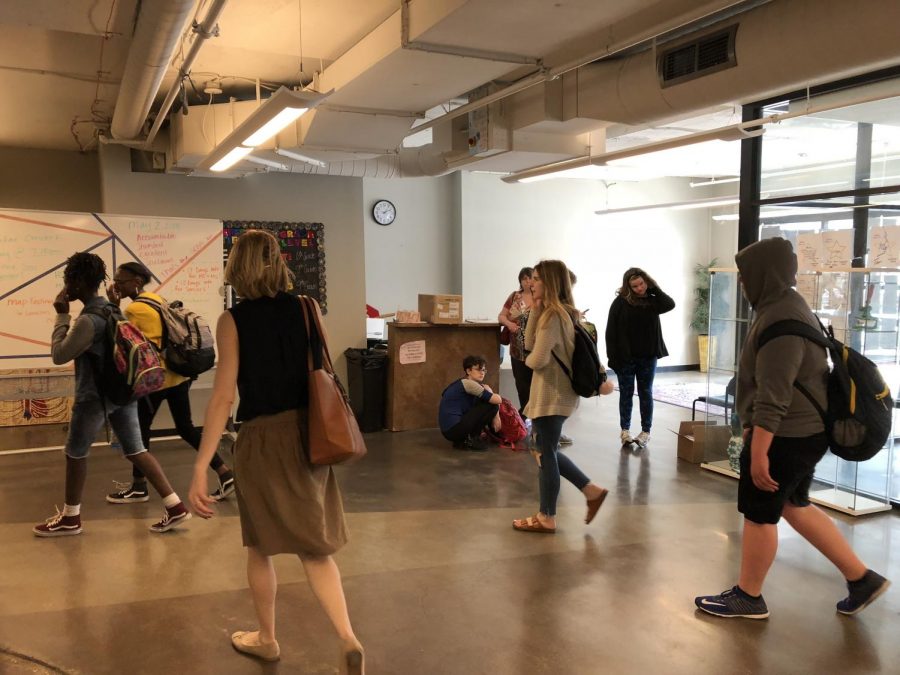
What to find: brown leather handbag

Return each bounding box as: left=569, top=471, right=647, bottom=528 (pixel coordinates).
left=298, top=296, right=367, bottom=465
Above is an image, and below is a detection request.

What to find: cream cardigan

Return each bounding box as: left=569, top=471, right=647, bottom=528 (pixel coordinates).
left=523, top=305, right=578, bottom=419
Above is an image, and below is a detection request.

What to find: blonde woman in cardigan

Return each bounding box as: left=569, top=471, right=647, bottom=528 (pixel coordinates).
left=512, top=260, right=610, bottom=533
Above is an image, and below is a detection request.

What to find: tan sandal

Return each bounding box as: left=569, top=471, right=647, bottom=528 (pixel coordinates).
left=512, top=514, right=556, bottom=534
left=231, top=630, right=280, bottom=662
left=585, top=488, right=609, bottom=524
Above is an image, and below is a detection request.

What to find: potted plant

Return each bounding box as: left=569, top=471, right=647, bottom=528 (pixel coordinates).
left=690, top=259, right=717, bottom=372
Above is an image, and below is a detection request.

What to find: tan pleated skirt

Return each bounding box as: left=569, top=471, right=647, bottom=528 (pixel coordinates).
left=233, top=408, right=348, bottom=556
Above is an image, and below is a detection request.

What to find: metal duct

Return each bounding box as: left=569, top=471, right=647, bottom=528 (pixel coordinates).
left=574, top=0, right=900, bottom=126
left=110, top=0, right=196, bottom=140
left=264, top=148, right=457, bottom=179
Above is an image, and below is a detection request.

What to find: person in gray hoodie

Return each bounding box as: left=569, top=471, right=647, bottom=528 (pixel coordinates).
left=695, top=237, right=889, bottom=619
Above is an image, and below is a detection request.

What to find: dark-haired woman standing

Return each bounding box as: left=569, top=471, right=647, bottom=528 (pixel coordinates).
left=605, top=267, right=675, bottom=449
left=498, top=267, right=534, bottom=415
left=105, top=262, right=234, bottom=504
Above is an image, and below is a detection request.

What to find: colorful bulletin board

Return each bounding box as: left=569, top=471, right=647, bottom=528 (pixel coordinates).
left=0, top=208, right=223, bottom=427
left=222, top=221, right=327, bottom=312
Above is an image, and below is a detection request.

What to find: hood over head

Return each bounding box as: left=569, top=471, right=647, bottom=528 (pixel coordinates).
left=735, top=237, right=797, bottom=308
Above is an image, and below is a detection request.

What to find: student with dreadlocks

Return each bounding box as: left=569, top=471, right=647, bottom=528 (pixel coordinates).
left=33, top=252, right=191, bottom=537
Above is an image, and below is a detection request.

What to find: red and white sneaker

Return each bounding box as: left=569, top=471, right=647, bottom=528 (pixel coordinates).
left=149, top=504, right=192, bottom=533
left=33, top=507, right=82, bottom=537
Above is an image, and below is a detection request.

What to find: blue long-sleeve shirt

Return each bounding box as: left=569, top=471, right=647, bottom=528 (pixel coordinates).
left=438, top=378, right=493, bottom=432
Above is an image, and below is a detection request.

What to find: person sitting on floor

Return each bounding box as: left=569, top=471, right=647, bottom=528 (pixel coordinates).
left=439, top=355, right=502, bottom=451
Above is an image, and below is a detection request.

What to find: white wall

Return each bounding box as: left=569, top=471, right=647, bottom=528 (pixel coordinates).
left=459, top=173, right=725, bottom=367
left=362, top=173, right=460, bottom=313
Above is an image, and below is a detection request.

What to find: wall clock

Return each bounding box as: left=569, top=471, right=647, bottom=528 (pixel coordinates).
left=372, top=199, right=396, bottom=225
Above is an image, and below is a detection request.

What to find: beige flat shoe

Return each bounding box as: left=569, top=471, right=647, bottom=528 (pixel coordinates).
left=231, top=630, right=280, bottom=662
left=342, top=641, right=365, bottom=675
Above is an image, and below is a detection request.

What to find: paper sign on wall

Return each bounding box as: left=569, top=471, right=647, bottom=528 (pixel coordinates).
left=870, top=226, right=900, bottom=268
left=797, top=231, right=853, bottom=270
left=399, top=340, right=426, bottom=364
left=821, top=231, right=853, bottom=269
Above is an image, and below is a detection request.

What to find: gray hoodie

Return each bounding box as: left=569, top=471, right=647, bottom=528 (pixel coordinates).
left=735, top=237, right=828, bottom=437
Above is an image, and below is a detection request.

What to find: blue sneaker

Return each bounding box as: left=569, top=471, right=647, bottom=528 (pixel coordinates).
left=695, top=586, right=769, bottom=619
left=837, top=570, right=890, bottom=616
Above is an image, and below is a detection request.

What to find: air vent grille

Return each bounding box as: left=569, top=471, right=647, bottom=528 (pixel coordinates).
left=659, top=25, right=737, bottom=88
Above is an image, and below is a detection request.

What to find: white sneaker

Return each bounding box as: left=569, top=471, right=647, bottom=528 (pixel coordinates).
left=635, top=431, right=650, bottom=448
left=620, top=429, right=634, bottom=445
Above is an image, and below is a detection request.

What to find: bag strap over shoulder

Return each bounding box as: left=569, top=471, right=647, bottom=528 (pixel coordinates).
left=758, top=318, right=831, bottom=351
left=756, top=318, right=830, bottom=421
left=297, top=296, right=333, bottom=374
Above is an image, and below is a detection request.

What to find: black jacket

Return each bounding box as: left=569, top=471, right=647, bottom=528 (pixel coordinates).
left=605, top=289, right=675, bottom=370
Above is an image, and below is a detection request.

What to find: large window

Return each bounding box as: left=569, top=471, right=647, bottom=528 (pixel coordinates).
left=750, top=81, right=900, bottom=507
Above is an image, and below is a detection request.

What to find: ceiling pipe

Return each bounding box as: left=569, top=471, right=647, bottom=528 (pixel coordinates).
left=144, top=0, right=230, bottom=147
left=405, top=0, right=765, bottom=137
left=110, top=0, right=196, bottom=140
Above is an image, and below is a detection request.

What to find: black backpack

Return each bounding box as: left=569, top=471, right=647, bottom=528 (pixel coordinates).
left=758, top=319, right=892, bottom=462
left=552, top=316, right=608, bottom=398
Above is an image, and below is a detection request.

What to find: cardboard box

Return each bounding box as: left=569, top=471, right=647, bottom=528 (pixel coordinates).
left=674, top=421, right=733, bottom=464
left=418, top=294, right=463, bottom=324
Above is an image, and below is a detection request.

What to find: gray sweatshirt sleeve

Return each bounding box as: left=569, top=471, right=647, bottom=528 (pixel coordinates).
left=751, top=336, right=806, bottom=434
left=51, top=314, right=96, bottom=365
left=461, top=378, right=485, bottom=397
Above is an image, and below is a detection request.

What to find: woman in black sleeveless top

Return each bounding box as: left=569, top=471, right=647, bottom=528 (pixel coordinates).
left=189, top=230, right=364, bottom=672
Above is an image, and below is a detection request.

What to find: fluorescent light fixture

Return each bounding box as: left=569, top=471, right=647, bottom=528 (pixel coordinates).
left=243, top=108, right=308, bottom=147
left=198, top=87, right=329, bottom=173
left=246, top=155, right=289, bottom=171
left=210, top=146, right=253, bottom=172
left=504, top=125, right=764, bottom=184
left=595, top=196, right=738, bottom=216
left=274, top=148, right=327, bottom=168
left=761, top=181, right=849, bottom=195
left=865, top=174, right=900, bottom=183
left=690, top=177, right=740, bottom=188
left=518, top=164, right=659, bottom=183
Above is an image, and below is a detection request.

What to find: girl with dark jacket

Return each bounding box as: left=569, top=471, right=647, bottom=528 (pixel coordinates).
left=605, top=267, right=675, bottom=448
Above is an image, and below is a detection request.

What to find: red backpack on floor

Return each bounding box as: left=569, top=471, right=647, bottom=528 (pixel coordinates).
left=487, top=397, right=528, bottom=448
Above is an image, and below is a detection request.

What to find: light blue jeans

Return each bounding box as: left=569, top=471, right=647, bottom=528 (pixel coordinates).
left=65, top=397, right=146, bottom=459
left=532, top=415, right=590, bottom=517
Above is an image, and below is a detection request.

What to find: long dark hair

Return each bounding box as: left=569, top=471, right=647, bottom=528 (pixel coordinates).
left=617, top=267, right=660, bottom=306
left=517, top=266, right=533, bottom=292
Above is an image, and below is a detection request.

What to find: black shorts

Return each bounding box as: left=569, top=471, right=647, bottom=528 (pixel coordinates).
left=738, top=432, right=828, bottom=525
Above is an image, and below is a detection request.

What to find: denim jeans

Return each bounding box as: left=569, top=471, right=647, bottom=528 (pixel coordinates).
left=66, top=398, right=145, bottom=459
left=132, top=379, right=225, bottom=480
left=616, top=357, right=657, bottom=432
left=532, top=415, right=590, bottom=517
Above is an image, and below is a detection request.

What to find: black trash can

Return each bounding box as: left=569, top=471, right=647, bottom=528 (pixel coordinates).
left=344, top=348, right=388, bottom=432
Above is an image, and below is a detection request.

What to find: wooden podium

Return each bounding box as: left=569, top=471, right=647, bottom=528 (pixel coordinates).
left=386, top=323, right=501, bottom=431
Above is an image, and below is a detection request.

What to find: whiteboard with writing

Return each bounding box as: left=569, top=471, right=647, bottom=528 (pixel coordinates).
left=0, top=209, right=224, bottom=371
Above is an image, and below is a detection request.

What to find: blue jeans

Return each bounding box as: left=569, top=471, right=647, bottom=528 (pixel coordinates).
left=65, top=398, right=145, bottom=459
left=532, top=415, right=590, bottom=517
left=616, top=357, right=657, bottom=432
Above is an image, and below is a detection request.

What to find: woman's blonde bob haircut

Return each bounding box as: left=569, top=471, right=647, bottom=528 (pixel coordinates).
left=224, top=229, right=294, bottom=299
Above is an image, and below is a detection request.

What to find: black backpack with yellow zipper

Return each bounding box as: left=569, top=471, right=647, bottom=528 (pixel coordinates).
left=758, top=318, right=892, bottom=462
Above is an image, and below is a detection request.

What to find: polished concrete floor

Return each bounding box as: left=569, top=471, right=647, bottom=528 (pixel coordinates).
left=1, top=372, right=898, bottom=674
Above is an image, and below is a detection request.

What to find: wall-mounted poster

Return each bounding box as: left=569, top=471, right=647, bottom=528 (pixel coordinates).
left=223, top=221, right=327, bottom=313
left=870, top=226, right=900, bottom=268
left=797, top=231, right=853, bottom=270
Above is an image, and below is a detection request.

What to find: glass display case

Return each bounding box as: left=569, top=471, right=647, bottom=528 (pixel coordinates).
left=699, top=268, right=898, bottom=515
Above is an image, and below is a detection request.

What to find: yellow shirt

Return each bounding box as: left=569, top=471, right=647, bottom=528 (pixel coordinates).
left=124, top=291, right=188, bottom=390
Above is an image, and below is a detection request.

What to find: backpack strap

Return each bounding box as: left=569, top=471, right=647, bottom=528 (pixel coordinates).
left=756, top=318, right=830, bottom=422
left=131, top=297, right=169, bottom=346
left=551, top=315, right=577, bottom=382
